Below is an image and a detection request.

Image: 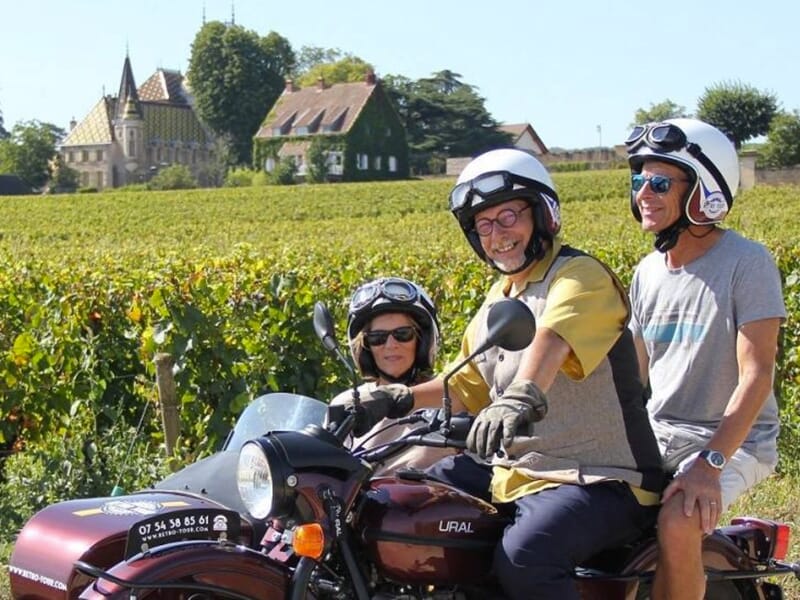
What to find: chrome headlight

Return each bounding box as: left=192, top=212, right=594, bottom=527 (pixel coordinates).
left=237, top=441, right=275, bottom=519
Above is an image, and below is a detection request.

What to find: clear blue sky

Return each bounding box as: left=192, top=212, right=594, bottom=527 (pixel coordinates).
left=1, top=0, right=798, bottom=150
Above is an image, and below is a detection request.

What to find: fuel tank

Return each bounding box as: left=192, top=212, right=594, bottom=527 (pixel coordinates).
left=8, top=491, right=252, bottom=599
left=356, top=476, right=507, bottom=585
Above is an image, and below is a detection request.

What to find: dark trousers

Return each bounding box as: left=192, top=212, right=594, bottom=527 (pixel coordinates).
left=426, top=454, right=657, bottom=600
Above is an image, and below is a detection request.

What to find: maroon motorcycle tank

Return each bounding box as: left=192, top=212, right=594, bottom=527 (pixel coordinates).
left=356, top=476, right=506, bottom=585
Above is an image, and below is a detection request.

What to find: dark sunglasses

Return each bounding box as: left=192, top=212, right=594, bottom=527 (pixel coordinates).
left=474, top=205, right=530, bottom=237
left=631, top=173, right=688, bottom=194
left=363, top=326, right=418, bottom=347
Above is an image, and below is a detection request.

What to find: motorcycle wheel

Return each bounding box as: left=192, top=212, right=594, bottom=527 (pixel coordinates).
left=635, top=579, right=759, bottom=600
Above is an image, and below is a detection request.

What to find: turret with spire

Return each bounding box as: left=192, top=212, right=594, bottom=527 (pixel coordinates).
left=114, top=53, right=144, bottom=178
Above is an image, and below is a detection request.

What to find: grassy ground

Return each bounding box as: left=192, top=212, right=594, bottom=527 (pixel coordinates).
left=2, top=475, right=798, bottom=599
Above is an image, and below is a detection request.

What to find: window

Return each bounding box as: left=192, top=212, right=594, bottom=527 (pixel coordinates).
left=82, top=150, right=89, bottom=162
left=374, top=156, right=382, bottom=170
left=128, top=138, right=135, bottom=156
left=295, top=126, right=308, bottom=135
left=389, top=156, right=398, bottom=172
left=96, top=150, right=104, bottom=161
left=67, top=152, right=74, bottom=163
left=265, top=157, right=276, bottom=172
left=81, top=171, right=90, bottom=186
left=357, top=153, right=369, bottom=170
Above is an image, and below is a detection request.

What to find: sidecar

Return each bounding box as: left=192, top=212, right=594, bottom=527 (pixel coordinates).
left=7, top=489, right=252, bottom=599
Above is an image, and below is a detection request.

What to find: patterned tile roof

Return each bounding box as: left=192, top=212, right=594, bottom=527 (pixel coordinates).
left=139, top=69, right=189, bottom=105
left=61, top=68, right=209, bottom=148
left=141, top=102, right=210, bottom=143
left=61, top=97, right=115, bottom=146
left=255, top=78, right=376, bottom=138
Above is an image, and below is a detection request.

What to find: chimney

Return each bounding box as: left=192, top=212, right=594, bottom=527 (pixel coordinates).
left=69, top=117, right=77, bottom=131
left=317, top=76, right=326, bottom=90
left=284, top=79, right=297, bottom=93
left=365, top=70, right=376, bottom=85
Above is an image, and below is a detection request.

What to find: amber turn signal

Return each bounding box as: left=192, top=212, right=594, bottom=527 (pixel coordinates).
left=293, top=523, right=326, bottom=560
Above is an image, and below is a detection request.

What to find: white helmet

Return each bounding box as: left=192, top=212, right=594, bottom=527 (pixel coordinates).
left=626, top=118, right=739, bottom=226
left=449, top=148, right=561, bottom=273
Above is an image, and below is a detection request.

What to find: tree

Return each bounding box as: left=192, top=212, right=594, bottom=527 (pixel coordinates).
left=188, top=21, right=295, bottom=166
left=631, top=99, right=689, bottom=127
left=384, top=70, right=512, bottom=173
left=759, top=110, right=800, bottom=168
left=305, top=136, right=330, bottom=183
left=47, top=154, right=80, bottom=193
left=0, top=107, right=8, bottom=140
left=296, top=55, right=375, bottom=87
left=147, top=164, right=197, bottom=190
left=697, top=81, right=778, bottom=149
left=294, top=46, right=343, bottom=76
left=0, top=120, right=63, bottom=189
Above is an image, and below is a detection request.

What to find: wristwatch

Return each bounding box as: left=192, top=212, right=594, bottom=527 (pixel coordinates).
left=698, top=449, right=727, bottom=470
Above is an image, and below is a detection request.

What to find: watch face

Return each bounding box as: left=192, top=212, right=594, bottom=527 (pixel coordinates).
left=702, top=450, right=725, bottom=468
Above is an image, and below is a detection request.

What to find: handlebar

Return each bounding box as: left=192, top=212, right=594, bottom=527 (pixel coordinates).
left=354, top=409, right=474, bottom=464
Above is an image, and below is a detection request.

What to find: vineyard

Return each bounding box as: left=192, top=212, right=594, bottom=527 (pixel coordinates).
left=0, top=171, right=799, bottom=564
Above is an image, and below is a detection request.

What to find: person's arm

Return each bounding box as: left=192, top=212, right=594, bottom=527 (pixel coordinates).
left=513, top=328, right=572, bottom=393
left=662, top=317, right=782, bottom=531
left=632, top=334, right=649, bottom=388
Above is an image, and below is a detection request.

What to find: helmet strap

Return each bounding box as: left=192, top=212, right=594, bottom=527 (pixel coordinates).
left=488, top=232, right=545, bottom=275
left=376, top=365, right=418, bottom=385
left=653, top=215, right=689, bottom=253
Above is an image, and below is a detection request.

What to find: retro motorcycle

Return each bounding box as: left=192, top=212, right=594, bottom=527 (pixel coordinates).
left=7, top=298, right=800, bottom=599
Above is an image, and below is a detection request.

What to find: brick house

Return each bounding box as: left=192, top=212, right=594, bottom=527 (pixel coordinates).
left=59, top=55, right=216, bottom=190
left=253, top=72, right=408, bottom=181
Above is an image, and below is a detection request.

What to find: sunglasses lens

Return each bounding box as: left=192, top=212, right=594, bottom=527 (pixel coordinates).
left=391, top=326, right=416, bottom=342
left=364, top=326, right=416, bottom=347
left=631, top=174, right=645, bottom=191
left=650, top=176, right=671, bottom=193
left=364, top=331, right=388, bottom=347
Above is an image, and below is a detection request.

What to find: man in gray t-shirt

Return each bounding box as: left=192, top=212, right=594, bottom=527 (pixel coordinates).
left=625, top=118, right=786, bottom=600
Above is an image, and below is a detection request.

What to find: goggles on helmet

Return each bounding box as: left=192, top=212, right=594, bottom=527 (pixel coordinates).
left=449, top=171, right=540, bottom=212
left=349, top=277, right=434, bottom=314
left=625, top=123, right=689, bottom=153
left=625, top=122, right=733, bottom=204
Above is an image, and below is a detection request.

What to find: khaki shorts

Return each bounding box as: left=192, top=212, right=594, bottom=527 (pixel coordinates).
left=673, top=447, right=775, bottom=511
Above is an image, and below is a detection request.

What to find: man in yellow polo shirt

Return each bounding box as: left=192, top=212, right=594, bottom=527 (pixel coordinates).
left=356, top=148, right=665, bottom=599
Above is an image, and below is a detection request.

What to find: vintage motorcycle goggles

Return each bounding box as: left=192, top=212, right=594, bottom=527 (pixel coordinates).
left=625, top=122, right=732, bottom=203
left=363, top=326, right=419, bottom=347
left=449, top=171, right=540, bottom=212
left=349, top=277, right=434, bottom=314
left=631, top=173, right=688, bottom=195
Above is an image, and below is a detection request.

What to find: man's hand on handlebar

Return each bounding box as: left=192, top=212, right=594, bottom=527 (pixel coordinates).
left=466, top=380, right=548, bottom=458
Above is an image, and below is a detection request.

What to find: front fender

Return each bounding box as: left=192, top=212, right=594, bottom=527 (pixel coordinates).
left=78, top=541, right=289, bottom=600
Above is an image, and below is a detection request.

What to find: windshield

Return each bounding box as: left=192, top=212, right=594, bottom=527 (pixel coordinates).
left=224, top=392, right=328, bottom=452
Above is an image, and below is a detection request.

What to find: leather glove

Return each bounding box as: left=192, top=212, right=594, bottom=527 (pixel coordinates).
left=351, top=384, right=414, bottom=436
left=466, top=380, right=548, bottom=458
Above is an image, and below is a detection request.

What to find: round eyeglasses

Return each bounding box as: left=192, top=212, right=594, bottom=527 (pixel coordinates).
left=473, top=205, right=531, bottom=237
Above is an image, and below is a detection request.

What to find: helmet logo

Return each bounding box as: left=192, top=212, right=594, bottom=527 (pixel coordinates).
left=542, top=193, right=561, bottom=233
left=693, top=181, right=728, bottom=222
